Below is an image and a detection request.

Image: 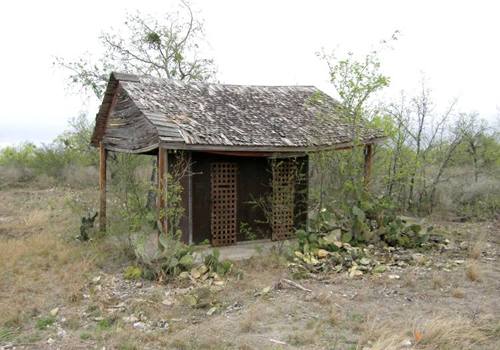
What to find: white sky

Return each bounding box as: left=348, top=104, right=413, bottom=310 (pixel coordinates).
left=1, top=0, right=499, bottom=147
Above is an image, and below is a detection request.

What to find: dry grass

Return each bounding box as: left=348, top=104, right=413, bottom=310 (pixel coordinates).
left=451, top=287, right=466, bottom=298
left=326, top=306, right=342, bottom=326
left=431, top=272, right=445, bottom=289
left=0, top=232, right=93, bottom=327
left=239, top=307, right=262, bottom=333
left=402, top=271, right=417, bottom=288
left=469, top=235, right=486, bottom=260
left=364, top=316, right=490, bottom=350
left=466, top=261, right=482, bottom=282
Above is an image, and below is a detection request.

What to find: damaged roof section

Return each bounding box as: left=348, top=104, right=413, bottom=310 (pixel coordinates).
left=91, top=72, right=384, bottom=152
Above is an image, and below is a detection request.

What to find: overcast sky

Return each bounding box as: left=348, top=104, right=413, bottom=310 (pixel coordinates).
left=1, top=0, right=499, bottom=147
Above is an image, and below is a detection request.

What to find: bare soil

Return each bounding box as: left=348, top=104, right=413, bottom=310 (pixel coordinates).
left=1, top=187, right=499, bottom=350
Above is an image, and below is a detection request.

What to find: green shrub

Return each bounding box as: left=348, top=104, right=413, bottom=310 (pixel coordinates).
left=123, top=266, right=142, bottom=280
left=204, top=249, right=233, bottom=276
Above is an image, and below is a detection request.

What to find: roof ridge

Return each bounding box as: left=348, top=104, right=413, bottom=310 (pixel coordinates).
left=112, top=71, right=318, bottom=90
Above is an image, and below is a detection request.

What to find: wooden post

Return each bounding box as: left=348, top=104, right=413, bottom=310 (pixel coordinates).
left=99, top=142, right=107, bottom=232
left=157, top=147, right=168, bottom=234
left=363, top=144, right=373, bottom=190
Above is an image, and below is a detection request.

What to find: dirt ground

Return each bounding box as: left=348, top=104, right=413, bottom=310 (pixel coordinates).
left=0, top=187, right=499, bottom=350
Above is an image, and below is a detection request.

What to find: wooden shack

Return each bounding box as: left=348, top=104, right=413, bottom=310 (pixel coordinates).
left=91, top=72, right=384, bottom=246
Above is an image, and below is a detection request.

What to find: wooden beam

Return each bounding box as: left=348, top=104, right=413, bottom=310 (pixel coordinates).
left=363, top=144, right=373, bottom=190
left=99, top=142, right=107, bottom=231
left=157, top=147, right=168, bottom=234
left=158, top=137, right=386, bottom=154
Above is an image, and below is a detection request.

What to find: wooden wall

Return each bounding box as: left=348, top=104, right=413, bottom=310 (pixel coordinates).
left=103, top=85, right=158, bottom=152
left=184, top=151, right=308, bottom=245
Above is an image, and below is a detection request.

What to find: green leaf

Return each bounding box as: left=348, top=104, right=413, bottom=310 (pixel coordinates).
left=179, top=254, right=194, bottom=268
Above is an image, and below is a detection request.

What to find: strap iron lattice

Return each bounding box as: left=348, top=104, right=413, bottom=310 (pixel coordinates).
left=271, top=159, right=296, bottom=240
left=210, top=162, right=238, bottom=246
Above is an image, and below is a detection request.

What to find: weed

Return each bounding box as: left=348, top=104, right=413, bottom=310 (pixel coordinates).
left=466, top=261, right=481, bottom=282
left=0, top=327, right=19, bottom=342
left=80, top=332, right=92, bottom=340
left=35, top=316, right=55, bottom=330
left=431, top=272, right=445, bottom=289
left=287, top=329, right=317, bottom=346
left=451, top=288, right=466, bottom=298
left=97, top=318, right=114, bottom=331
left=403, top=271, right=417, bottom=288
left=123, top=265, right=142, bottom=280
left=360, top=316, right=490, bottom=350
left=240, top=222, right=257, bottom=241
left=469, top=239, right=484, bottom=260
left=327, top=306, right=342, bottom=326
left=239, top=308, right=261, bottom=333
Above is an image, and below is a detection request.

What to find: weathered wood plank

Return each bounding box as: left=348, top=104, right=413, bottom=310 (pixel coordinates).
left=364, top=144, right=373, bottom=190
left=99, top=142, right=107, bottom=232
left=157, top=147, right=168, bottom=234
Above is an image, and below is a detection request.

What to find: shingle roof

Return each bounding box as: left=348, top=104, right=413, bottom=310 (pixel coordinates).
left=91, top=72, right=384, bottom=152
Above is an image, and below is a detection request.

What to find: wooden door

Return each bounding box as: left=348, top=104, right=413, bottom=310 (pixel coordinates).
left=271, top=159, right=296, bottom=240
left=210, top=162, right=238, bottom=246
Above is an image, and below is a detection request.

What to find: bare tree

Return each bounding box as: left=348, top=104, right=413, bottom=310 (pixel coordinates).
left=455, top=112, right=488, bottom=182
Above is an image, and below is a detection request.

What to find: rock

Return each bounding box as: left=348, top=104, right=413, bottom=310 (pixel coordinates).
left=179, top=271, right=190, bottom=279
left=198, top=264, right=209, bottom=275
left=47, top=338, right=55, bottom=344
left=57, top=327, right=67, bottom=337
left=333, top=240, right=343, bottom=248
left=372, top=265, right=387, bottom=273
left=191, top=268, right=201, bottom=279
left=261, top=286, right=271, bottom=295
left=412, top=253, right=426, bottom=264
left=92, top=276, right=101, bottom=283
left=388, top=274, right=400, bottom=280
left=360, top=258, right=371, bottom=265
left=50, top=307, right=59, bottom=316
left=317, top=249, right=329, bottom=258
left=135, top=282, right=143, bottom=288
left=133, top=321, right=146, bottom=330
left=122, top=315, right=139, bottom=323
left=162, top=298, right=174, bottom=306
left=348, top=266, right=363, bottom=278
left=324, top=229, right=342, bottom=243
left=206, top=306, right=217, bottom=316
left=183, top=294, right=198, bottom=307
left=156, top=320, right=169, bottom=330
left=400, top=339, right=412, bottom=347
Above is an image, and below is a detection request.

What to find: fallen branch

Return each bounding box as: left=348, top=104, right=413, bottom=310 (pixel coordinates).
left=269, top=338, right=287, bottom=345
left=281, top=278, right=312, bottom=292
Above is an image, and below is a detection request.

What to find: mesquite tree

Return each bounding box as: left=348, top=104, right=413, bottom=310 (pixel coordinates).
left=56, top=0, right=215, bottom=98
left=57, top=0, right=215, bottom=213
left=311, top=39, right=392, bottom=212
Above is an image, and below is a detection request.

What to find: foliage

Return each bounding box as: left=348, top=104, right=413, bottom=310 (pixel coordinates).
left=123, top=266, right=142, bottom=280
left=310, top=38, right=500, bottom=220
left=306, top=194, right=432, bottom=250
left=240, top=222, right=257, bottom=241
left=204, top=249, right=233, bottom=276
left=35, top=316, right=55, bottom=330
left=312, top=37, right=393, bottom=212
left=133, top=231, right=195, bottom=280
left=56, top=0, right=215, bottom=98
left=0, top=114, right=97, bottom=184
